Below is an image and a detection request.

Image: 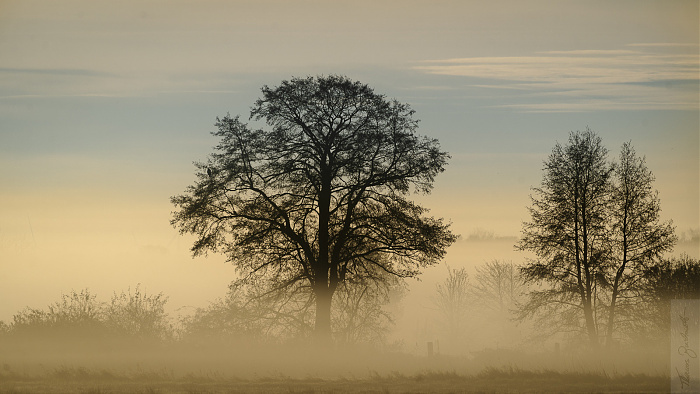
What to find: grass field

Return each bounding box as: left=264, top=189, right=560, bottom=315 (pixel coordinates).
left=0, top=357, right=672, bottom=394
left=0, top=367, right=670, bottom=393
left=0, top=339, right=674, bottom=393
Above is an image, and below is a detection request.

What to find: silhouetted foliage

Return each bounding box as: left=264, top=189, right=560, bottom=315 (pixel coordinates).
left=11, top=289, right=105, bottom=339
left=105, top=285, right=171, bottom=341
left=606, top=255, right=698, bottom=345
left=171, top=75, right=456, bottom=341
left=178, top=282, right=309, bottom=343
left=642, top=255, right=700, bottom=300
left=4, top=286, right=171, bottom=346
left=518, top=129, right=676, bottom=347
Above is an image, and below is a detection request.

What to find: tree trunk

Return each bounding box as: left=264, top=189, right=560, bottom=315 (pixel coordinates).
left=583, top=295, right=598, bottom=346
left=606, top=261, right=626, bottom=347
left=314, top=162, right=334, bottom=344
left=607, top=218, right=628, bottom=347
left=314, top=285, right=333, bottom=344
left=605, top=290, right=618, bottom=347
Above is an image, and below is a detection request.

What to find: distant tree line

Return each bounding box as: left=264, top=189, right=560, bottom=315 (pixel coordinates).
left=0, top=257, right=696, bottom=351
left=430, top=254, right=699, bottom=353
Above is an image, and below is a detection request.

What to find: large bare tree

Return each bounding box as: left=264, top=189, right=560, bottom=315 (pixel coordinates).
left=171, top=75, right=456, bottom=341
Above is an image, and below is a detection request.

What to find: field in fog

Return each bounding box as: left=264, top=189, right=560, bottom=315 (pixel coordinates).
left=0, top=344, right=671, bottom=393
left=0, top=315, right=675, bottom=394
left=0, top=371, right=669, bottom=394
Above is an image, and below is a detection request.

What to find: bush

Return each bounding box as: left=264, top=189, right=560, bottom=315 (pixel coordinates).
left=5, top=286, right=172, bottom=345
left=105, top=284, right=171, bottom=341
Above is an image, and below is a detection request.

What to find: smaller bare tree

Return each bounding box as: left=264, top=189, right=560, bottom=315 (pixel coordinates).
left=432, top=265, right=470, bottom=350
left=472, top=260, right=526, bottom=313
left=471, top=260, right=528, bottom=348
left=602, top=142, right=676, bottom=347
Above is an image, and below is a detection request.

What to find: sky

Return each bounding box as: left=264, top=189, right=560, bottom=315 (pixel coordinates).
left=0, top=0, right=698, bottom=323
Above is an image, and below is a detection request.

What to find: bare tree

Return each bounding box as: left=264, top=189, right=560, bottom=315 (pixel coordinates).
left=433, top=265, right=470, bottom=348
left=518, top=129, right=612, bottom=346
left=171, top=75, right=456, bottom=342
left=467, top=260, right=529, bottom=348
left=472, top=260, right=525, bottom=313
left=602, top=142, right=676, bottom=346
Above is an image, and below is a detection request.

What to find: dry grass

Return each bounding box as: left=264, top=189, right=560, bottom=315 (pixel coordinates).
left=0, top=340, right=672, bottom=393
left=0, top=365, right=669, bottom=393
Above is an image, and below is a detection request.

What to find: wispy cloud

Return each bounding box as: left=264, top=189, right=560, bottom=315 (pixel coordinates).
left=414, top=44, right=699, bottom=112
left=627, top=43, right=698, bottom=48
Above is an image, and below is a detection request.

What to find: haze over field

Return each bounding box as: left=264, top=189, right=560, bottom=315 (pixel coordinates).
left=0, top=0, right=698, bottom=359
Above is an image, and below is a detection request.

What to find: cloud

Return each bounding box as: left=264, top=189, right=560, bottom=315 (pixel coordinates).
left=414, top=45, right=699, bottom=112
left=627, top=43, right=698, bottom=48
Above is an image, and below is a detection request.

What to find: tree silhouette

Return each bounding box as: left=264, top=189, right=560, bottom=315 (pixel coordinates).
left=472, top=260, right=525, bottom=314
left=171, top=75, right=455, bottom=342
left=471, top=260, right=528, bottom=348
left=432, top=265, right=470, bottom=348
left=518, top=130, right=678, bottom=347
left=518, top=129, right=612, bottom=346
left=602, top=142, right=676, bottom=346
left=332, top=277, right=401, bottom=346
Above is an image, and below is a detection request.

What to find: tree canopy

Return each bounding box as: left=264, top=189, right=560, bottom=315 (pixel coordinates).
left=171, top=75, right=456, bottom=341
